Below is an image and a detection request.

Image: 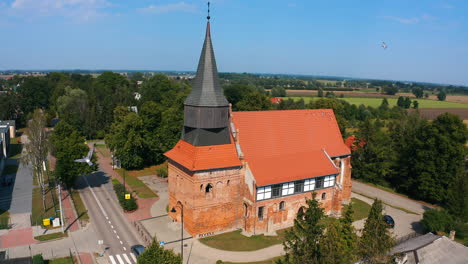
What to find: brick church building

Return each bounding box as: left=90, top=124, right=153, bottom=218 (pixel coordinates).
left=165, top=18, right=352, bottom=237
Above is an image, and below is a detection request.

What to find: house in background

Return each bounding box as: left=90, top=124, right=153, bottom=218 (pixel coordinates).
left=0, top=120, right=16, bottom=139
left=391, top=233, right=468, bottom=264
left=164, top=17, right=352, bottom=237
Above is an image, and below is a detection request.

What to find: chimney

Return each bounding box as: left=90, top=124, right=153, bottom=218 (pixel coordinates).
left=449, top=230, right=456, bottom=240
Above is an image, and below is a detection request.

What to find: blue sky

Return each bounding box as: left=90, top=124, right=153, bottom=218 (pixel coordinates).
left=0, top=0, right=467, bottom=85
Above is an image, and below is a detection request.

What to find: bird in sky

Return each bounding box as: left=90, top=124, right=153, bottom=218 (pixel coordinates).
left=74, top=144, right=95, bottom=166
left=381, top=41, right=388, bottom=50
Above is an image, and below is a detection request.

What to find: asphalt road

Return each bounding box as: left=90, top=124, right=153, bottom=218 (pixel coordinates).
left=76, top=171, right=142, bottom=264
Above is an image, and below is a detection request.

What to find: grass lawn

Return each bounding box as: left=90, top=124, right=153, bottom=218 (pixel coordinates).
left=31, top=187, right=59, bottom=226
left=221, top=256, right=283, bottom=264
left=125, top=162, right=167, bottom=177
left=95, top=144, right=111, bottom=158
left=9, top=137, right=23, bottom=159
left=2, top=165, right=18, bottom=175
left=346, top=198, right=371, bottom=221
left=0, top=209, right=10, bottom=229
left=70, top=189, right=89, bottom=223
left=199, top=229, right=286, bottom=251
left=34, top=231, right=68, bottom=241
left=287, top=97, right=468, bottom=108
left=49, top=256, right=77, bottom=264
left=115, top=169, right=157, bottom=198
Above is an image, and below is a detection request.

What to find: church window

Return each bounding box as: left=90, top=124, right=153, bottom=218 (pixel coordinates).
left=304, top=179, right=315, bottom=191
left=257, top=186, right=272, bottom=201
left=272, top=184, right=281, bottom=198
left=294, top=180, right=304, bottom=193
left=282, top=182, right=294, bottom=196
left=315, top=177, right=324, bottom=189
left=200, top=184, right=204, bottom=192
left=279, top=201, right=285, bottom=211
left=324, top=176, right=335, bottom=188
left=322, top=192, right=326, bottom=200
left=205, top=184, right=213, bottom=193
left=258, top=206, right=264, bottom=220
left=227, top=180, right=230, bottom=186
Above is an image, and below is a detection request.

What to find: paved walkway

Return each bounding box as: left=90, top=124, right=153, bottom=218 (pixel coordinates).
left=352, top=180, right=435, bottom=214
left=61, top=189, right=80, bottom=232
left=0, top=227, right=37, bottom=248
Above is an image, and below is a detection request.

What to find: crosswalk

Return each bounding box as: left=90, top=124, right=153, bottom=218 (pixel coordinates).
left=108, top=253, right=137, bottom=264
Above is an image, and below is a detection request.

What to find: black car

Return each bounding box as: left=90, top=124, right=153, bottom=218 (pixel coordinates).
left=383, top=215, right=395, bottom=228
left=131, top=244, right=145, bottom=257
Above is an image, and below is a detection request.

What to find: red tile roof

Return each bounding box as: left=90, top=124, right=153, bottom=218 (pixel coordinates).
left=270, top=98, right=282, bottom=104
left=164, top=140, right=241, bottom=171
left=232, top=109, right=350, bottom=186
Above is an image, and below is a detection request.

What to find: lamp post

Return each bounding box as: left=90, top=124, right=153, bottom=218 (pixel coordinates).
left=171, top=206, right=184, bottom=262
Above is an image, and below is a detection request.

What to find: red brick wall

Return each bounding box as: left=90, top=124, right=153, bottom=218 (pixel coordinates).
left=168, top=160, right=244, bottom=237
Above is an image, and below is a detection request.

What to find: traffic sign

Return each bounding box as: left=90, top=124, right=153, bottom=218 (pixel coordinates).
left=98, top=240, right=103, bottom=245
left=159, top=241, right=165, bottom=246
left=125, top=194, right=131, bottom=199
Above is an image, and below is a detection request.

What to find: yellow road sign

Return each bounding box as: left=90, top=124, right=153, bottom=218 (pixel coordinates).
left=125, top=194, right=130, bottom=200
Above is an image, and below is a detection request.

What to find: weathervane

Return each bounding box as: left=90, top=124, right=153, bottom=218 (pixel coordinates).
left=207, top=1, right=211, bottom=21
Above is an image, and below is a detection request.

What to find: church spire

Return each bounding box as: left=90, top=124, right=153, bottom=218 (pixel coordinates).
left=181, top=4, right=231, bottom=146
left=184, top=3, right=228, bottom=107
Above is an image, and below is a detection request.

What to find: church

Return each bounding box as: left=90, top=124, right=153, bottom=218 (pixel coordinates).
left=165, top=17, right=352, bottom=237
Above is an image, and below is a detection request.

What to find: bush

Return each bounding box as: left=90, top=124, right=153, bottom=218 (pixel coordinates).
left=32, top=254, right=45, bottom=264
left=112, top=182, right=138, bottom=211
left=421, top=209, right=454, bottom=233
left=156, top=167, right=168, bottom=178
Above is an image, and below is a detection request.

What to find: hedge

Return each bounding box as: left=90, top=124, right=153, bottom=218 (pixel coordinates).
left=112, top=181, right=138, bottom=211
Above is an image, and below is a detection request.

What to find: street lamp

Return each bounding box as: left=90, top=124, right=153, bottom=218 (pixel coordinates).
left=171, top=206, right=184, bottom=262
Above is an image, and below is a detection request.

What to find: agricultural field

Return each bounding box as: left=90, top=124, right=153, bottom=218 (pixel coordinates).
left=286, top=96, right=468, bottom=109
left=285, top=89, right=468, bottom=104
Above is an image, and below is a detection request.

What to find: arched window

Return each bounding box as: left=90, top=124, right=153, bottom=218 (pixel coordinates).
left=227, top=180, right=230, bottom=186
left=322, top=192, right=326, bottom=200
left=200, top=184, right=204, bottom=192
left=205, top=183, right=213, bottom=193
left=279, top=201, right=285, bottom=211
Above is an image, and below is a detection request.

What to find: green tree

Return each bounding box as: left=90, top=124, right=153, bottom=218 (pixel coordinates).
left=106, top=109, right=147, bottom=169
left=130, top=72, right=145, bottom=81
left=403, top=97, right=412, bottom=109
left=437, top=90, right=447, bottom=101
left=318, top=220, right=347, bottom=264
left=236, top=92, right=272, bottom=111
left=412, top=100, right=419, bottom=109
left=421, top=209, right=454, bottom=234
left=446, top=169, right=468, bottom=221
left=271, top=87, right=287, bottom=97
left=317, top=88, right=324, bottom=97
left=383, top=86, right=398, bottom=95
left=278, top=194, right=324, bottom=264
left=379, top=98, right=389, bottom=111
left=412, top=87, right=424, bottom=98
left=339, top=203, right=358, bottom=263
left=137, top=237, right=181, bottom=264
left=56, top=86, right=88, bottom=134
left=359, top=199, right=394, bottom=264
left=140, top=74, right=173, bottom=103
left=50, top=121, right=91, bottom=188
left=396, top=96, right=405, bottom=108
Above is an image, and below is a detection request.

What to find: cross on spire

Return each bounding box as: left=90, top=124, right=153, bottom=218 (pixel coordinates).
left=207, top=2, right=211, bottom=21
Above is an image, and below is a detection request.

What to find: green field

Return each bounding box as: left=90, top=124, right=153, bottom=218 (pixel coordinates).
left=287, top=97, right=468, bottom=108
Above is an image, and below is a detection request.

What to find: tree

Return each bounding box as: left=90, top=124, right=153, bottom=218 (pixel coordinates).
left=396, top=96, right=405, bottom=108
left=318, top=220, right=347, bottom=264
left=446, top=169, right=468, bottom=221
left=317, top=88, right=324, bottom=97
left=271, top=87, right=287, bottom=97
left=23, top=109, right=49, bottom=211
left=137, top=237, right=181, bottom=264
left=379, top=98, right=389, bottom=111
left=412, top=100, right=419, bottom=109
left=106, top=109, right=147, bottom=169
left=412, top=87, right=423, bottom=98
left=403, top=97, right=412, bottom=109
left=236, top=92, right=272, bottom=111
left=339, top=204, right=358, bottom=263
left=50, top=121, right=91, bottom=188
left=278, top=194, right=324, bottom=264
left=359, top=199, right=394, bottom=263
left=130, top=72, right=145, bottom=82
left=140, top=74, right=173, bottom=103
left=437, top=90, right=447, bottom=101
left=383, top=86, right=398, bottom=95
left=421, top=209, right=454, bottom=234
left=56, top=86, right=88, bottom=134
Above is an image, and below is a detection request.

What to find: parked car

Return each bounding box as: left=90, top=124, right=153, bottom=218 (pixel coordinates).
left=383, top=215, right=395, bottom=228
left=131, top=244, right=145, bottom=257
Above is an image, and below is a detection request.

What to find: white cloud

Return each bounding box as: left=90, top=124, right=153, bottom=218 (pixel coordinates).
left=138, top=2, right=197, bottom=14
left=8, top=0, right=111, bottom=22
left=382, top=15, right=420, bottom=24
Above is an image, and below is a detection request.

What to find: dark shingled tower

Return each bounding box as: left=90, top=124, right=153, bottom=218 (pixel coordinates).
left=182, top=14, right=231, bottom=146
